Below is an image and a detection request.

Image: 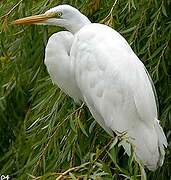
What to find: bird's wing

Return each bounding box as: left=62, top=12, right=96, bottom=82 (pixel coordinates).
left=72, top=23, right=157, bottom=129
left=45, top=31, right=82, bottom=102
left=71, top=23, right=167, bottom=170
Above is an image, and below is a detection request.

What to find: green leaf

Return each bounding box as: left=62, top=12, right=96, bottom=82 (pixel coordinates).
left=109, top=137, right=118, bottom=150
left=70, top=117, right=77, bottom=133
left=69, top=172, right=77, bottom=180
left=120, top=26, right=137, bottom=34
left=148, top=44, right=165, bottom=60
left=77, top=117, right=89, bottom=137
left=161, top=4, right=167, bottom=17
left=89, top=120, right=96, bottom=134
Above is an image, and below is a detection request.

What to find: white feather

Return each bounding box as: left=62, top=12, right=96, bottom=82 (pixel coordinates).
left=42, top=5, right=167, bottom=171
left=71, top=23, right=167, bottom=170
left=44, top=31, right=82, bottom=102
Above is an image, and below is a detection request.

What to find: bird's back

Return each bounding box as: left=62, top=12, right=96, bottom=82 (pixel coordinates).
left=71, top=23, right=167, bottom=170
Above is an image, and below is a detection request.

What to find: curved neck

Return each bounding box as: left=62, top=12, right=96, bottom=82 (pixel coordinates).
left=47, top=13, right=91, bottom=34
left=67, top=13, right=91, bottom=34
left=67, top=20, right=91, bottom=34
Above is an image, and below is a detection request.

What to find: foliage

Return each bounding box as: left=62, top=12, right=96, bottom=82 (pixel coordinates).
left=0, top=0, right=170, bottom=179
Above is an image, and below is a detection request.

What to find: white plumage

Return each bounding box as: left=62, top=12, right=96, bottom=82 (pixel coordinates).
left=14, top=4, right=167, bottom=170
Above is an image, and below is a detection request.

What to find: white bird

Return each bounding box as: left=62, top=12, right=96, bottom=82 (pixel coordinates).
left=14, top=4, right=167, bottom=171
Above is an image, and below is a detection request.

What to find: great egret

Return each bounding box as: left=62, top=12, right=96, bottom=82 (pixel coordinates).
left=14, top=4, right=167, bottom=171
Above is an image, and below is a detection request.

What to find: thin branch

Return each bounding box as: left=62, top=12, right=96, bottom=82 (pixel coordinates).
left=101, top=0, right=118, bottom=22
left=49, top=102, right=85, bottom=139
left=56, top=162, right=90, bottom=180
left=0, top=0, right=23, bottom=19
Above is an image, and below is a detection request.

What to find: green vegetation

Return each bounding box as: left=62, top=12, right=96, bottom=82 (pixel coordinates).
left=0, top=0, right=170, bottom=179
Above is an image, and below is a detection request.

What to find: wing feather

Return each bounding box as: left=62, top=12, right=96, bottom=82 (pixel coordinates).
left=71, top=23, right=167, bottom=170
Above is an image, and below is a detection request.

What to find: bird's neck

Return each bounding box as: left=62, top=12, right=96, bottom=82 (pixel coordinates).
left=65, top=14, right=91, bottom=34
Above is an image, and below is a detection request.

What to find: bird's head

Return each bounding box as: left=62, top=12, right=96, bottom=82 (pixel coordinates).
left=13, top=4, right=90, bottom=34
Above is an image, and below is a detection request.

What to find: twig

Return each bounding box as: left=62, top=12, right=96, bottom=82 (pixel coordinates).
left=101, top=0, right=118, bottom=22
left=0, top=0, right=23, bottom=19
left=56, top=162, right=90, bottom=180
left=48, top=103, right=84, bottom=139
left=32, top=103, right=85, bottom=174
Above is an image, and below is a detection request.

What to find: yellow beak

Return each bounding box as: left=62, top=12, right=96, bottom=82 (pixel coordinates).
left=13, top=13, right=55, bottom=25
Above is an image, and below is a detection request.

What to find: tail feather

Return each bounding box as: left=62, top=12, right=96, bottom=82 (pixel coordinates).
left=154, top=118, right=167, bottom=167
left=120, top=119, right=167, bottom=171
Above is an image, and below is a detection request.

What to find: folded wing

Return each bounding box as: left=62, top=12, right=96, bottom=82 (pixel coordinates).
left=71, top=24, right=167, bottom=170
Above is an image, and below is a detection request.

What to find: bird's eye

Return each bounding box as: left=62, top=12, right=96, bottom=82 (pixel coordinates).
left=57, top=12, right=62, bottom=17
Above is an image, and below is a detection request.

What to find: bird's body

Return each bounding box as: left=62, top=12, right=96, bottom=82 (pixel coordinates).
left=45, top=31, right=82, bottom=102
left=14, top=5, right=167, bottom=171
